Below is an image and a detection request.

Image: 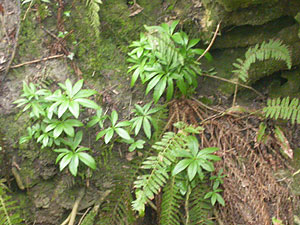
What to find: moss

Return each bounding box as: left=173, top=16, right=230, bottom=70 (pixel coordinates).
left=65, top=0, right=162, bottom=78
left=18, top=13, right=43, bottom=60
left=269, top=68, right=300, bottom=98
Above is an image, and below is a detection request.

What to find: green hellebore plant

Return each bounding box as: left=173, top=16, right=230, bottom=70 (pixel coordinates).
left=130, top=102, right=161, bottom=139
left=54, top=131, right=96, bottom=176
left=45, top=79, right=99, bottom=119
left=96, top=110, right=131, bottom=144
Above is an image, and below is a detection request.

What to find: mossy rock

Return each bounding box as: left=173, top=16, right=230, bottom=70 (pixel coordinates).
left=215, top=0, right=278, bottom=12
left=268, top=67, right=300, bottom=98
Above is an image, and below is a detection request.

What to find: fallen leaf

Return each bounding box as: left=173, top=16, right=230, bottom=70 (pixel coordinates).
left=274, top=125, right=293, bottom=159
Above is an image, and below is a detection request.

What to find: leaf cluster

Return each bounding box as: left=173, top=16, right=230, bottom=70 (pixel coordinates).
left=128, top=20, right=212, bottom=103
left=233, top=39, right=292, bottom=82
left=14, top=79, right=99, bottom=176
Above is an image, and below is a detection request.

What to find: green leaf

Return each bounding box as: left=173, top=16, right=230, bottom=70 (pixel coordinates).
left=87, top=117, right=99, bottom=128
left=45, top=123, right=56, bottom=132
left=78, top=152, right=96, bottom=169
left=176, top=78, right=187, bottom=96
left=69, top=155, right=79, bottom=176
left=42, top=135, right=49, bottom=147
left=153, top=77, right=167, bottom=103
left=74, top=89, right=97, bottom=98
left=64, top=119, right=83, bottom=127
left=166, top=78, right=174, bottom=101
left=187, top=161, right=198, bottom=181
left=53, top=125, right=64, bottom=138
left=75, top=98, right=99, bottom=109
left=59, top=153, right=73, bottom=171
left=145, top=75, right=162, bottom=95
left=187, top=136, right=199, bottom=156
left=211, top=193, right=217, bottom=205
left=133, top=117, right=143, bottom=136
left=197, top=147, right=219, bottom=157
left=65, top=79, right=73, bottom=96
left=172, top=159, right=192, bottom=176
left=63, top=124, right=74, bottom=137
left=58, top=101, right=69, bottom=118
left=136, top=140, right=145, bottom=149
left=172, top=32, right=183, bottom=45
left=174, top=149, right=193, bottom=158
left=216, top=193, right=225, bottom=206
left=143, top=117, right=152, bottom=139
left=96, top=129, right=108, bottom=141
left=73, top=131, right=83, bottom=149
left=169, top=20, right=179, bottom=34
left=187, top=38, right=200, bottom=49
left=115, top=128, right=131, bottom=140
left=131, top=67, right=140, bottom=87
left=104, top=128, right=114, bottom=144
left=55, top=152, right=68, bottom=164
left=198, top=160, right=214, bottom=172
left=116, top=121, right=131, bottom=127
left=72, top=79, right=84, bottom=97
left=54, top=148, right=70, bottom=153
left=111, top=110, right=118, bottom=126
left=68, top=101, right=80, bottom=118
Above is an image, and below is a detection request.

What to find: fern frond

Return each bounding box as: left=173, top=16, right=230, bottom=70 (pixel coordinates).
left=85, top=0, right=102, bottom=37
left=132, top=122, right=203, bottom=215
left=160, top=177, right=183, bottom=225
left=233, top=39, right=292, bottom=82
left=132, top=131, right=177, bottom=214
left=263, top=97, right=300, bottom=124
left=98, top=159, right=142, bottom=225
left=0, top=185, right=23, bottom=225
left=188, top=182, right=214, bottom=225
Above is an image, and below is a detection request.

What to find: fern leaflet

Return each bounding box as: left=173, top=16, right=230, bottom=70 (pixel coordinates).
left=85, top=0, right=102, bottom=37
left=263, top=97, right=300, bottom=124
left=0, top=184, right=23, bottom=225
left=233, top=39, right=292, bottom=82
left=188, top=182, right=214, bottom=225
left=160, top=177, right=183, bottom=225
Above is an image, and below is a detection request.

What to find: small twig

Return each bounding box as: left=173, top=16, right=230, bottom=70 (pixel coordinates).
left=8, top=54, right=64, bottom=69
left=68, top=188, right=85, bottom=225
left=184, top=185, right=191, bottom=225
left=11, top=167, right=25, bottom=190
left=191, top=97, right=223, bottom=113
left=22, top=0, right=34, bottom=21
left=60, top=214, right=71, bottom=225
left=77, top=207, right=91, bottom=225
left=232, top=83, right=238, bottom=107
left=197, top=21, right=221, bottom=62
left=202, top=73, right=264, bottom=97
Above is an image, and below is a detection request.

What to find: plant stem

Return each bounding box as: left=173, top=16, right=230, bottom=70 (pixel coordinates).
left=185, top=185, right=191, bottom=225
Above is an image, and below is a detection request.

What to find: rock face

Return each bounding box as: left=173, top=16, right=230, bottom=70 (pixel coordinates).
left=182, top=0, right=300, bottom=96
left=0, top=0, right=300, bottom=224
